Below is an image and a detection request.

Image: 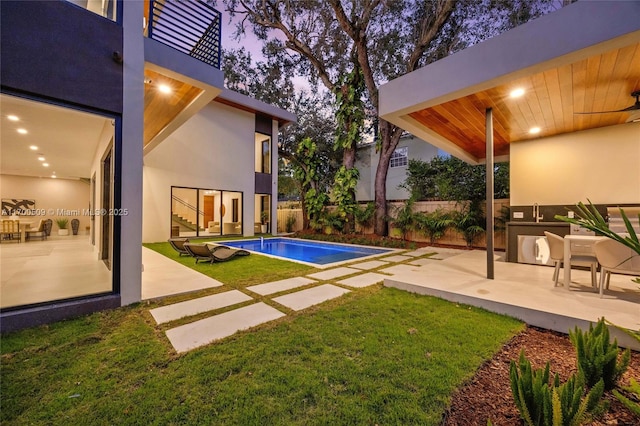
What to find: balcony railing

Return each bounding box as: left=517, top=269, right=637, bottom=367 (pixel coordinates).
left=148, top=0, right=221, bottom=69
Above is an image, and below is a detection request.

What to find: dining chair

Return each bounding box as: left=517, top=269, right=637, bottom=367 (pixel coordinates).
left=593, top=239, right=639, bottom=297
left=544, top=231, right=597, bottom=288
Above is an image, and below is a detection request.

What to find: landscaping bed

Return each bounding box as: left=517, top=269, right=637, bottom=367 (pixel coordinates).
left=442, top=326, right=640, bottom=426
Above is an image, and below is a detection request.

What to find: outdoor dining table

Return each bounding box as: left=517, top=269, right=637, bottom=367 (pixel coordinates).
left=562, top=234, right=607, bottom=290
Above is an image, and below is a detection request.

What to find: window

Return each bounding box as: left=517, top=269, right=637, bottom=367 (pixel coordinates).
left=255, top=133, right=271, bottom=174
left=390, top=147, right=408, bottom=168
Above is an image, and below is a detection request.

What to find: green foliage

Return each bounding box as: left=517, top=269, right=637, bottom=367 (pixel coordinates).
left=334, top=68, right=365, bottom=152
left=333, top=166, right=360, bottom=225
left=389, top=197, right=420, bottom=240
left=285, top=213, right=297, bottom=233
left=55, top=218, right=69, bottom=229
left=354, top=202, right=376, bottom=232
left=415, top=209, right=453, bottom=244
left=569, top=318, right=630, bottom=391
left=509, top=351, right=604, bottom=426
left=402, top=157, right=510, bottom=202
left=294, top=138, right=329, bottom=226
left=453, top=204, right=485, bottom=247
left=612, top=378, right=640, bottom=418
left=555, top=200, right=640, bottom=255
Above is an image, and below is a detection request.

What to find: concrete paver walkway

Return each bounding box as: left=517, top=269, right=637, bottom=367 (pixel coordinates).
left=337, top=272, right=388, bottom=288
left=349, top=260, right=389, bottom=270
left=273, top=284, right=351, bottom=311
left=307, top=267, right=360, bottom=280
left=150, top=290, right=252, bottom=324
left=166, top=302, right=286, bottom=353
left=148, top=245, right=443, bottom=353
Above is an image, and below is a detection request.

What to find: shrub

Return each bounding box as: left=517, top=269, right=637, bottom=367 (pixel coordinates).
left=510, top=351, right=604, bottom=426
left=569, top=318, right=630, bottom=391
left=415, top=209, right=453, bottom=244
left=285, top=213, right=297, bottom=233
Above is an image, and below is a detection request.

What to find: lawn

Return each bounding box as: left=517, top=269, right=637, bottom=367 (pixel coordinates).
left=144, top=241, right=318, bottom=287
left=1, top=283, right=523, bottom=425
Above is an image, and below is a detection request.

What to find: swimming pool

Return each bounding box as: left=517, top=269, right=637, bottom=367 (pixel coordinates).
left=220, top=238, right=393, bottom=267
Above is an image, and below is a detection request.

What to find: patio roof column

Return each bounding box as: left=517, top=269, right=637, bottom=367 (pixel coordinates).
left=485, top=108, right=495, bottom=279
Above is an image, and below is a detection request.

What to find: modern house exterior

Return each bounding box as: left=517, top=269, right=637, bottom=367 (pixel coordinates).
left=378, top=1, right=640, bottom=272
left=355, top=134, right=439, bottom=202
left=0, top=0, right=293, bottom=332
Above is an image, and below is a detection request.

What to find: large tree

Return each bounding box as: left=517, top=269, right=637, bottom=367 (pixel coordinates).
left=220, top=0, right=558, bottom=235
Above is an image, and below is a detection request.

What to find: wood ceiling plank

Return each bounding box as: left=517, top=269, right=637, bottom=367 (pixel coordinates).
left=404, top=42, right=639, bottom=161
left=557, top=64, right=574, bottom=134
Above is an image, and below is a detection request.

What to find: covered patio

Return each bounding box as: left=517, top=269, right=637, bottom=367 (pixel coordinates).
left=384, top=249, right=640, bottom=350
left=378, top=1, right=639, bottom=345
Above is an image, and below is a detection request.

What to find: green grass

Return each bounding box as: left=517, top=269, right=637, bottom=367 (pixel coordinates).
left=144, top=242, right=318, bottom=287
left=1, top=286, right=524, bottom=425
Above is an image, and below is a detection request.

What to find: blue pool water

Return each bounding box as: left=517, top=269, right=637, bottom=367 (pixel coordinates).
left=222, top=238, right=392, bottom=265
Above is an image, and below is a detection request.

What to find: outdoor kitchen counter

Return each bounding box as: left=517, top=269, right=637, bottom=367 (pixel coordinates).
left=506, top=222, right=570, bottom=263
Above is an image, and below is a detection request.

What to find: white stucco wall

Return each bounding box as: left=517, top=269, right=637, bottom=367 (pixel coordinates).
left=510, top=122, right=640, bottom=206
left=0, top=174, right=90, bottom=229
left=143, top=101, right=257, bottom=242
left=356, top=136, right=440, bottom=201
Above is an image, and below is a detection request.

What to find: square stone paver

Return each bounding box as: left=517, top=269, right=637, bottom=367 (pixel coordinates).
left=247, top=277, right=316, bottom=296
left=403, top=249, right=436, bottom=257
left=272, top=284, right=350, bottom=311
left=381, top=254, right=413, bottom=263
left=378, top=264, right=421, bottom=275
left=349, top=260, right=389, bottom=270
left=307, top=267, right=360, bottom=281
left=165, top=302, right=285, bottom=353
left=407, top=257, right=438, bottom=267
left=337, top=272, right=387, bottom=288
left=150, top=290, right=252, bottom=324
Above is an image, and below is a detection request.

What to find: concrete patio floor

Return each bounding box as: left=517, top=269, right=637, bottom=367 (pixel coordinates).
left=384, top=249, right=640, bottom=350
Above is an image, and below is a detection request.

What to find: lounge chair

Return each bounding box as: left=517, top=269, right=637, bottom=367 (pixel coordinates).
left=26, top=219, right=47, bottom=241
left=209, top=245, right=250, bottom=262
left=183, top=243, right=216, bottom=263
left=168, top=238, right=190, bottom=256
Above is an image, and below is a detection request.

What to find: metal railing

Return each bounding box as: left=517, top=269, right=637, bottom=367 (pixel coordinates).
left=148, top=0, right=222, bottom=69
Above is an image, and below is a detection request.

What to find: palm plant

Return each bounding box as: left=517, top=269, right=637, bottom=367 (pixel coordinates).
left=453, top=204, right=485, bottom=247
left=415, top=209, right=453, bottom=244
left=389, top=197, right=419, bottom=240
left=555, top=200, right=639, bottom=255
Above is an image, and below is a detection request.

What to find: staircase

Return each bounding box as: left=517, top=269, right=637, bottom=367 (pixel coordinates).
left=171, top=214, right=205, bottom=232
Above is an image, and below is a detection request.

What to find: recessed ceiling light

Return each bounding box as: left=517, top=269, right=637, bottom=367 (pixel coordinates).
left=42, top=163, right=49, bottom=167
left=38, top=156, right=46, bottom=161
left=510, top=88, right=525, bottom=98
left=7, top=115, right=19, bottom=121
left=51, top=174, right=57, bottom=179
left=17, top=128, right=28, bottom=134
left=158, top=84, right=172, bottom=94
left=30, top=145, right=38, bottom=150
left=529, top=127, right=541, bottom=134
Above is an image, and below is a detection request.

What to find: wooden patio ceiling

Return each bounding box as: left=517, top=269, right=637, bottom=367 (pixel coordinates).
left=408, top=42, right=640, bottom=160
left=143, top=69, right=203, bottom=147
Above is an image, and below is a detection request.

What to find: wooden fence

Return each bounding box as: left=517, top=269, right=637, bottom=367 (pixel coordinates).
left=277, top=199, right=510, bottom=249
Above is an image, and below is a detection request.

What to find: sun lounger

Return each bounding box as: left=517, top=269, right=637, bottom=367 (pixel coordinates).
left=183, top=243, right=216, bottom=263
left=168, top=238, right=190, bottom=256
left=209, top=245, right=251, bottom=262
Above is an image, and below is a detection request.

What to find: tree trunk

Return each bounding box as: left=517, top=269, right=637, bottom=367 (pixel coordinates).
left=373, top=120, right=403, bottom=236
left=342, top=147, right=357, bottom=233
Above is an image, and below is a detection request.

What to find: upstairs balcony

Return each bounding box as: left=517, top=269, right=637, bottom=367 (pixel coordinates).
left=146, top=0, right=221, bottom=69
left=142, top=0, right=225, bottom=154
